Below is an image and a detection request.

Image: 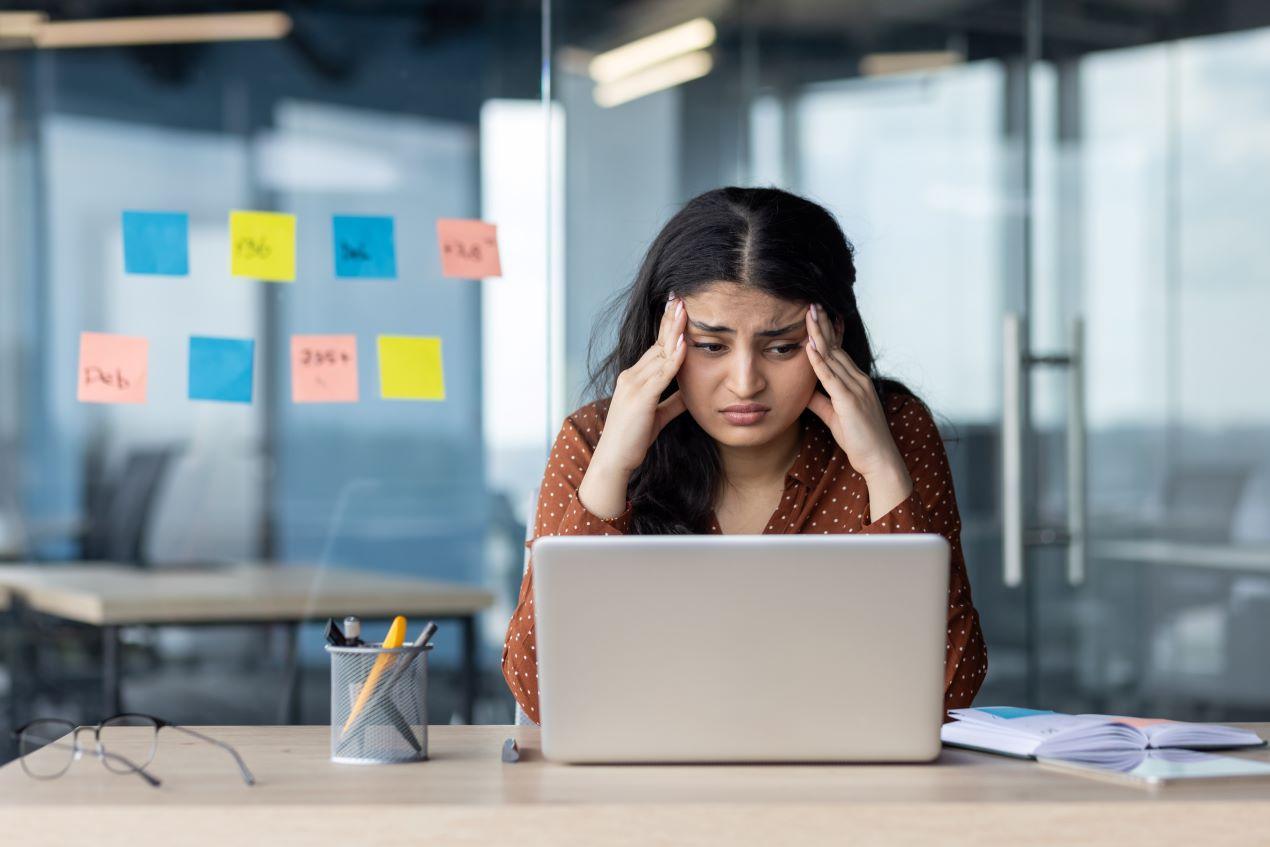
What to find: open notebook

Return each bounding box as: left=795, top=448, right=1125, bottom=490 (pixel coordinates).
left=941, top=707, right=1267, bottom=764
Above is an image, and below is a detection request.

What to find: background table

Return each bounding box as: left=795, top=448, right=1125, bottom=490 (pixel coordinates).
left=0, top=562, right=494, bottom=724
left=1, top=725, right=1269, bottom=846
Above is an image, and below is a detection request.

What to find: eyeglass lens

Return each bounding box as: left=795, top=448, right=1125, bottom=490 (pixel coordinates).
left=97, top=715, right=159, bottom=774
left=17, top=719, right=77, bottom=779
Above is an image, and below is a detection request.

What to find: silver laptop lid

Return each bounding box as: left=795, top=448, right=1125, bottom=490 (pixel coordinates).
left=532, top=533, right=950, bottom=763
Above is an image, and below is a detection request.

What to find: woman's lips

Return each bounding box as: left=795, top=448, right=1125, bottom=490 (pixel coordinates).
left=721, top=405, right=770, bottom=426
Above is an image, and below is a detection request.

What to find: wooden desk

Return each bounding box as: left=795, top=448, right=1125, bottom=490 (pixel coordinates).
left=0, top=562, right=494, bottom=723
left=2, top=725, right=1270, bottom=846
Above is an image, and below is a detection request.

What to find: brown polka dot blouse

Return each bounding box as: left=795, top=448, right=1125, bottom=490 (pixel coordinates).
left=502, top=392, right=988, bottom=725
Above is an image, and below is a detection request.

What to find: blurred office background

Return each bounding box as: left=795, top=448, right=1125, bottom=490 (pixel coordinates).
left=1, top=0, right=1268, bottom=760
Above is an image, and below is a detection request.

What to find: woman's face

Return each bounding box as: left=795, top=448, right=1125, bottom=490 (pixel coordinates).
left=675, top=282, right=820, bottom=449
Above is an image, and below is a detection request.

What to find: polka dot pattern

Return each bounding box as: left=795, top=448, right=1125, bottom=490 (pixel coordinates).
left=501, top=394, right=988, bottom=725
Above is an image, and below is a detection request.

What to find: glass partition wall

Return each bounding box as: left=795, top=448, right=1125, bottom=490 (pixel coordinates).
left=2, top=1, right=1269, bottom=755
left=0, top=3, right=548, bottom=744
left=553, top=0, right=1270, bottom=717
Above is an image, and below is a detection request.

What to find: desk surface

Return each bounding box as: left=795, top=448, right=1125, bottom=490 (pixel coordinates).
left=3, top=725, right=1270, bottom=846
left=0, top=562, right=494, bottom=624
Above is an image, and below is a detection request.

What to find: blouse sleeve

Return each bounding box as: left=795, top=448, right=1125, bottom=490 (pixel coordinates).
left=858, top=397, right=989, bottom=714
left=502, top=409, right=630, bottom=723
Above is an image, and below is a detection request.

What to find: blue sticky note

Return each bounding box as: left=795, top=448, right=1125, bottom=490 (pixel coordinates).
left=189, top=336, right=255, bottom=404
left=332, top=215, right=396, bottom=278
left=976, top=706, right=1056, bottom=720
left=123, top=211, right=189, bottom=276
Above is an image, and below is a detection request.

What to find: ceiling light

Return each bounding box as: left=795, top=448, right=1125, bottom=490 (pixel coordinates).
left=589, top=18, right=715, bottom=84
left=32, top=12, right=291, bottom=50
left=594, top=50, right=713, bottom=108
left=0, top=11, right=48, bottom=44
left=859, top=51, right=964, bottom=77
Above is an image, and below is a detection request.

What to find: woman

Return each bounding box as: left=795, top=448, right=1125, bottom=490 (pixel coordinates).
left=503, top=187, right=986, bottom=724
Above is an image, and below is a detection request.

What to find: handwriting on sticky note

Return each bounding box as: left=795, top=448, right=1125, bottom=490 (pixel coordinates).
left=340, top=242, right=369, bottom=261
left=78, top=332, right=148, bottom=404
left=436, top=219, right=501, bottom=279
left=235, top=236, right=272, bottom=260
left=291, top=335, right=359, bottom=403
left=333, top=215, right=397, bottom=279
left=377, top=335, right=445, bottom=401
left=230, top=210, right=296, bottom=282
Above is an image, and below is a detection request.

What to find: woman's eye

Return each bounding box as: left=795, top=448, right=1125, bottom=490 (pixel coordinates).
left=768, top=344, right=801, bottom=357
left=692, top=342, right=726, bottom=353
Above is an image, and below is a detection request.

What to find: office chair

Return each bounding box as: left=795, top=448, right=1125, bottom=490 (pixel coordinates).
left=81, top=447, right=176, bottom=565
left=19, top=446, right=177, bottom=718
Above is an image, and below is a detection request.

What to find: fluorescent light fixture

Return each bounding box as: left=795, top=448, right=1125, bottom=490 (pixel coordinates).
left=32, top=12, right=291, bottom=49
left=593, top=50, right=713, bottom=108
left=0, top=11, right=48, bottom=44
left=859, top=50, right=963, bottom=77
left=589, top=17, right=716, bottom=84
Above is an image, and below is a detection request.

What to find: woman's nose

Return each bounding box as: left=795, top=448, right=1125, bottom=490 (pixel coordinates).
left=725, top=351, right=766, bottom=397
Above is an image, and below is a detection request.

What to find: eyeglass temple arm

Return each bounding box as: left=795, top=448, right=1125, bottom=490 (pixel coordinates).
left=168, top=725, right=256, bottom=785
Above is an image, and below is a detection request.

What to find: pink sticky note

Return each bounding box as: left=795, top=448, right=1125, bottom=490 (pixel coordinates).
left=77, top=332, right=148, bottom=404
left=291, top=335, right=359, bottom=403
left=436, top=219, right=502, bottom=279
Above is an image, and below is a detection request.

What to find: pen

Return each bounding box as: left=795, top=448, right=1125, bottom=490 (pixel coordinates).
left=324, top=618, right=347, bottom=647
left=343, top=616, right=363, bottom=646
left=378, top=621, right=436, bottom=691
left=342, top=616, right=406, bottom=733
left=416, top=621, right=438, bottom=649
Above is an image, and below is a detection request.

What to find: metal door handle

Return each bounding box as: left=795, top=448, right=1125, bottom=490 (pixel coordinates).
left=1003, top=313, right=1025, bottom=587
left=1002, top=313, right=1086, bottom=588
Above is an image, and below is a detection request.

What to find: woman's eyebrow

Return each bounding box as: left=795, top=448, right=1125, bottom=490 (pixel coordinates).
left=689, top=319, right=804, bottom=337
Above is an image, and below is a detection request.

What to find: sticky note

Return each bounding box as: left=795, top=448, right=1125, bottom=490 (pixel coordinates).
left=291, top=334, right=359, bottom=403
left=122, top=211, right=189, bottom=276
left=77, top=332, right=148, bottom=404
left=230, top=210, right=296, bottom=281
left=189, top=336, right=255, bottom=404
left=333, top=215, right=396, bottom=279
left=377, top=335, right=445, bottom=400
left=436, top=219, right=501, bottom=279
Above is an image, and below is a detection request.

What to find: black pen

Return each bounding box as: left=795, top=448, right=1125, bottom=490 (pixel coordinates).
left=324, top=618, right=347, bottom=647
left=416, top=621, right=438, bottom=649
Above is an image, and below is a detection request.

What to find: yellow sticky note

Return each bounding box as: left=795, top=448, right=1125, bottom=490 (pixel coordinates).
left=378, top=335, right=445, bottom=400
left=230, top=210, right=296, bottom=281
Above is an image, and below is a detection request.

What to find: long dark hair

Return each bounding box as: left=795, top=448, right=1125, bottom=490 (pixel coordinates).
left=585, top=187, right=918, bottom=535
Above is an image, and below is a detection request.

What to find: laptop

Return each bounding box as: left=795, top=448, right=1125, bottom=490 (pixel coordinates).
left=531, top=533, right=950, bottom=763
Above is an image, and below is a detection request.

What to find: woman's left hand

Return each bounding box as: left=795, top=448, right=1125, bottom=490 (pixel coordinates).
left=803, top=303, right=912, bottom=489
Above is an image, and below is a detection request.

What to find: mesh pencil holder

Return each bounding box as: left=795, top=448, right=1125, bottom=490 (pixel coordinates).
left=326, top=643, right=432, bottom=764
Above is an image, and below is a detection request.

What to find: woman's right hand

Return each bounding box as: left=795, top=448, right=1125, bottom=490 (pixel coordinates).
left=580, top=293, right=688, bottom=516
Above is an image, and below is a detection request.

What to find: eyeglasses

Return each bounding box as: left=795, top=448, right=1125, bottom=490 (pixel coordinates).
left=13, top=713, right=255, bottom=788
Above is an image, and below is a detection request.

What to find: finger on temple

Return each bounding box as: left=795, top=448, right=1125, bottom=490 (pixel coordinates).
left=655, top=299, right=676, bottom=349
left=805, top=309, right=827, bottom=352
left=663, top=297, right=687, bottom=352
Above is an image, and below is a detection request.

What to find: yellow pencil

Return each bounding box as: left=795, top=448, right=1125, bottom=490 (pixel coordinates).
left=342, top=615, right=407, bottom=734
